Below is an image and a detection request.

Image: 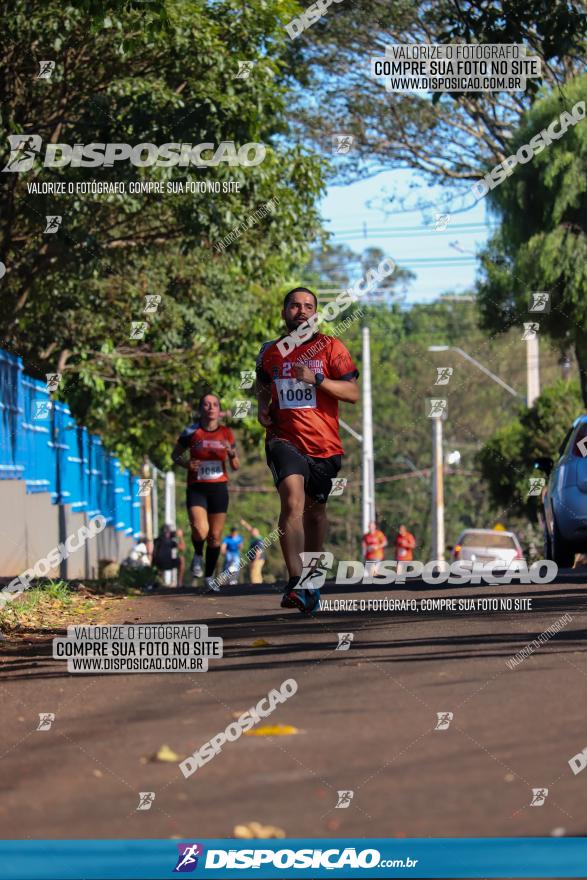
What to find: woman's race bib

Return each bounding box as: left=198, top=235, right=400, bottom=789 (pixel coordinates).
left=196, top=459, right=224, bottom=481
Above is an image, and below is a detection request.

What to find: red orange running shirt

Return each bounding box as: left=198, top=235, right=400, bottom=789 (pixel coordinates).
left=256, top=333, right=359, bottom=458
left=177, top=423, right=235, bottom=485
left=363, top=530, right=387, bottom=561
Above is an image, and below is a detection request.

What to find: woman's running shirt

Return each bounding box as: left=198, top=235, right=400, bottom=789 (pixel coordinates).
left=177, top=422, right=235, bottom=485
left=256, top=333, right=359, bottom=458
left=363, top=529, right=387, bottom=561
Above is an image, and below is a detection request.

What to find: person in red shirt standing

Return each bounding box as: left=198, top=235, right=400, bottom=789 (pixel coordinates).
left=172, top=393, right=240, bottom=591
left=394, top=524, right=416, bottom=566
left=362, top=521, right=388, bottom=577
left=256, top=287, right=360, bottom=613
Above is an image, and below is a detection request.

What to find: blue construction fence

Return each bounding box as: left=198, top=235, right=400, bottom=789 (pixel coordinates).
left=0, top=348, right=141, bottom=536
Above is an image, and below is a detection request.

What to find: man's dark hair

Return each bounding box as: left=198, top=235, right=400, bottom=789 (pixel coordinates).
left=283, top=287, right=318, bottom=310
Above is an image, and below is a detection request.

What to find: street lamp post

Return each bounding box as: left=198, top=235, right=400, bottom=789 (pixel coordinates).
left=426, top=345, right=524, bottom=561
left=362, top=326, right=376, bottom=533
left=431, top=414, right=445, bottom=560
left=526, top=334, right=540, bottom=407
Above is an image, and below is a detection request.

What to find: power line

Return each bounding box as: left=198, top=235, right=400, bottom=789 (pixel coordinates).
left=328, top=222, right=491, bottom=239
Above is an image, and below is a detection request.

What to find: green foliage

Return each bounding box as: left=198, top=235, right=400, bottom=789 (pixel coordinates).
left=118, top=564, right=159, bottom=589
left=0, top=0, right=325, bottom=468
left=478, top=378, right=584, bottom=519
left=0, top=578, right=72, bottom=628
left=329, top=296, right=575, bottom=560
left=477, top=75, right=587, bottom=401
left=281, top=0, right=586, bottom=194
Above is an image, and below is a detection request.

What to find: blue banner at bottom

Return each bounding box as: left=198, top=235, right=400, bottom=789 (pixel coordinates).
left=1, top=838, right=587, bottom=879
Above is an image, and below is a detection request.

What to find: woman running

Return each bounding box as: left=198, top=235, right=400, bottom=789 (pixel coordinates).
left=172, top=394, right=240, bottom=591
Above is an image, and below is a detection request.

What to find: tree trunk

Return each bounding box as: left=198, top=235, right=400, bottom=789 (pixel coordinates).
left=574, top=332, right=587, bottom=407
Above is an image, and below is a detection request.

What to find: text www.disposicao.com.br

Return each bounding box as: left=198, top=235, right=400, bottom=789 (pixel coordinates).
left=69, top=657, right=201, bottom=671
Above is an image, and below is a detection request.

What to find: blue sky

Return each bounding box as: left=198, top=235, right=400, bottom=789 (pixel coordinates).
left=320, top=168, right=494, bottom=303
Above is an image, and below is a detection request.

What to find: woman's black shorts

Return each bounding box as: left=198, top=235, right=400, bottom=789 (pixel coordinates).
left=186, top=482, right=229, bottom=514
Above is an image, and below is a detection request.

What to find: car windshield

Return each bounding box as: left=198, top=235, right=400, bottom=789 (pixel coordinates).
left=460, top=532, right=516, bottom=549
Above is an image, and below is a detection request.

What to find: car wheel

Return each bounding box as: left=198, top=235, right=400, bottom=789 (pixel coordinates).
left=552, top=515, right=575, bottom=569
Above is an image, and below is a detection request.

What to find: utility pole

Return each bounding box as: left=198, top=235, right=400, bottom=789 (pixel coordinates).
left=151, top=465, right=159, bottom=538
left=362, top=325, right=376, bottom=532
left=142, top=457, right=154, bottom=556
left=431, top=415, right=445, bottom=561
left=165, top=471, right=176, bottom=529
left=526, top=333, right=540, bottom=407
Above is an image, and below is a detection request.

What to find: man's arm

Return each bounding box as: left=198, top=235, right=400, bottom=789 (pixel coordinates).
left=255, top=344, right=274, bottom=426
left=294, top=364, right=359, bottom=404
left=256, top=377, right=273, bottom=426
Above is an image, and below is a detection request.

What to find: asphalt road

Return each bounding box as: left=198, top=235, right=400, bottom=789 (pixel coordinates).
left=2, top=573, right=587, bottom=841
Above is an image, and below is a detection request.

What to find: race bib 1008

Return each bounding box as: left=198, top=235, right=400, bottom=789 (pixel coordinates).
left=275, top=378, right=316, bottom=409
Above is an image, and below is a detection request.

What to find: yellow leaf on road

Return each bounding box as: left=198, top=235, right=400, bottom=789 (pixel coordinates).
left=150, top=744, right=181, bottom=762
left=245, top=724, right=298, bottom=737
left=251, top=638, right=271, bottom=647
left=234, top=822, right=286, bottom=839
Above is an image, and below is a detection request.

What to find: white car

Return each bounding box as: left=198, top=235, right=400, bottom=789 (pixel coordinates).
left=451, top=529, right=524, bottom=567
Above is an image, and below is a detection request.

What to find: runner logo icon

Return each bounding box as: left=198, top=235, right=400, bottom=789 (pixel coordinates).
left=174, top=843, right=204, bottom=872
left=2, top=134, right=42, bottom=172
left=298, top=552, right=333, bottom=590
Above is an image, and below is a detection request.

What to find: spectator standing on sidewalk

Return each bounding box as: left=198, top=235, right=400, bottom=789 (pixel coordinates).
left=362, top=520, right=387, bottom=577
left=240, top=518, right=266, bottom=584
left=394, top=524, right=416, bottom=564
left=221, top=526, right=244, bottom=585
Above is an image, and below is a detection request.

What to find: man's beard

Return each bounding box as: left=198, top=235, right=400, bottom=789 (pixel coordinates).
left=285, top=316, right=313, bottom=333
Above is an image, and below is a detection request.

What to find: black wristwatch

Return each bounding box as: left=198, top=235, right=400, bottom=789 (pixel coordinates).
left=314, top=372, right=325, bottom=387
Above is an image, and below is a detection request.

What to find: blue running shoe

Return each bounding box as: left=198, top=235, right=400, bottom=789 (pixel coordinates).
left=302, top=589, right=321, bottom=614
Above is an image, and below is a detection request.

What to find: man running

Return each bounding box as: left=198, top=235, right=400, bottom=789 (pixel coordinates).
left=255, top=287, right=359, bottom=613
left=172, top=394, right=240, bottom=591
left=362, top=520, right=387, bottom=577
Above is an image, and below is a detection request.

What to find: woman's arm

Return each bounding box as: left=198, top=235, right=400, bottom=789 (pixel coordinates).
left=171, top=442, right=189, bottom=469
left=226, top=442, right=240, bottom=471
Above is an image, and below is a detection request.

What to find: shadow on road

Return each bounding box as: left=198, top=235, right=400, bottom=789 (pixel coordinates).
left=1, top=578, right=586, bottom=681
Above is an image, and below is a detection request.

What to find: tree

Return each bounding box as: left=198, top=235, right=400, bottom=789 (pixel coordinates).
left=283, top=0, right=586, bottom=204
left=478, top=378, right=583, bottom=517
left=302, top=241, right=415, bottom=304
left=476, top=75, right=587, bottom=402
left=0, top=0, right=325, bottom=466
left=323, top=296, right=571, bottom=559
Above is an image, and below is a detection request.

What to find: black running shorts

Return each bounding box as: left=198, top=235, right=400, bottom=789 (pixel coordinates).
left=186, top=482, right=229, bottom=514
left=265, top=439, right=342, bottom=504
